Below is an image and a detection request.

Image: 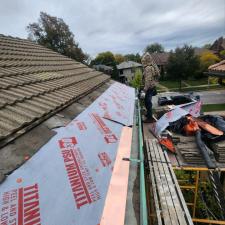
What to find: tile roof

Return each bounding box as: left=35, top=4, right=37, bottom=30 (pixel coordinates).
left=0, top=81, right=113, bottom=182
left=210, top=36, right=225, bottom=53
left=208, top=60, right=225, bottom=72
left=116, top=61, right=142, bottom=70
left=0, top=34, right=109, bottom=143
left=194, top=47, right=215, bottom=56
left=151, top=52, right=170, bottom=66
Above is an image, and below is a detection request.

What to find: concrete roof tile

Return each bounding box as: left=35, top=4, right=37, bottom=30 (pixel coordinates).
left=0, top=34, right=109, bottom=143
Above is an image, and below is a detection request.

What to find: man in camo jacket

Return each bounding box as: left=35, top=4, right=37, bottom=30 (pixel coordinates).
left=141, top=52, right=160, bottom=122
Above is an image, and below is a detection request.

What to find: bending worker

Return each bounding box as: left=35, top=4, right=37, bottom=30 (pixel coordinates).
left=141, top=52, right=160, bottom=123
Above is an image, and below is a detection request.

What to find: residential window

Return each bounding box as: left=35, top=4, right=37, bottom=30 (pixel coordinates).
left=120, top=70, right=123, bottom=75
left=131, top=67, right=135, bottom=73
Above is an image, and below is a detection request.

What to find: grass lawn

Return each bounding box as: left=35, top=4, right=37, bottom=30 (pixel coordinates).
left=160, top=78, right=208, bottom=89
left=159, top=78, right=225, bottom=92
left=202, top=104, right=225, bottom=112
left=159, top=80, right=180, bottom=89
left=186, top=78, right=208, bottom=86
left=178, top=84, right=224, bottom=92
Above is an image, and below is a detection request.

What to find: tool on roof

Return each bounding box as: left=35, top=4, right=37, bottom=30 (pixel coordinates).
left=183, top=115, right=199, bottom=136
left=176, top=115, right=225, bottom=219
left=194, top=118, right=223, bottom=136
left=159, top=136, right=176, bottom=153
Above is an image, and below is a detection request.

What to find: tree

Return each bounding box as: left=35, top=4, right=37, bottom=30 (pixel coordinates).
left=202, top=43, right=211, bottom=49
left=131, top=69, right=142, bottom=89
left=91, top=51, right=116, bottom=66
left=145, top=43, right=164, bottom=53
left=27, top=12, right=87, bottom=63
left=200, top=52, right=220, bottom=72
left=166, top=45, right=200, bottom=90
left=220, top=50, right=225, bottom=59
left=111, top=64, right=119, bottom=81
left=124, top=53, right=141, bottom=63
left=91, top=51, right=120, bottom=81
left=114, top=54, right=125, bottom=64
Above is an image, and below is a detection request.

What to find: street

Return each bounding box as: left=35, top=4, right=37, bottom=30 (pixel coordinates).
left=196, top=90, right=225, bottom=104
left=152, top=90, right=225, bottom=107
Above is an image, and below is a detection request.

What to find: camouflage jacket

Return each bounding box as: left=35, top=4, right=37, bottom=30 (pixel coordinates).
left=141, top=52, right=160, bottom=91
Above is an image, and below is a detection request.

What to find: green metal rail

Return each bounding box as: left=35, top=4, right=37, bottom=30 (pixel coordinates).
left=137, top=99, right=148, bottom=225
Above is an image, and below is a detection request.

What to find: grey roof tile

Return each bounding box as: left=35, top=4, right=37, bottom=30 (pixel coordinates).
left=0, top=34, right=109, bottom=142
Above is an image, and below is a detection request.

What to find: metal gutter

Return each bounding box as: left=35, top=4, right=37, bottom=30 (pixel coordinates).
left=137, top=99, right=148, bottom=225
left=204, top=71, right=225, bottom=77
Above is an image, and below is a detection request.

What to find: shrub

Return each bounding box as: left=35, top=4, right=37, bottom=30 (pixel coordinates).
left=131, top=69, right=142, bottom=89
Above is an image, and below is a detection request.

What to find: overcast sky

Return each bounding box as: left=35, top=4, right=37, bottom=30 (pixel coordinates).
left=0, top=0, right=224, bottom=57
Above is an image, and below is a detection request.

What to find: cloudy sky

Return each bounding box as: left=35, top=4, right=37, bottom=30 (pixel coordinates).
left=0, top=0, right=224, bottom=56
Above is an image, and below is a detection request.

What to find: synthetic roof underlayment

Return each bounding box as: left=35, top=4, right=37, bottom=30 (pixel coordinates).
left=151, top=100, right=202, bottom=136
left=0, top=35, right=136, bottom=224
left=0, top=82, right=135, bottom=225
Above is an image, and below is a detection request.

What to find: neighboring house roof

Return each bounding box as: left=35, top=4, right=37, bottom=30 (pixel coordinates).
left=151, top=52, right=170, bottom=66
left=117, top=61, right=142, bottom=70
left=194, top=47, right=215, bottom=56
left=208, top=60, right=225, bottom=73
left=0, top=34, right=109, bottom=144
left=210, top=36, right=225, bottom=53
left=93, top=64, right=113, bottom=70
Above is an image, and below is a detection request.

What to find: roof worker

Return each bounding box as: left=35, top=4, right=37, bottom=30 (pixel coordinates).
left=141, top=52, right=160, bottom=123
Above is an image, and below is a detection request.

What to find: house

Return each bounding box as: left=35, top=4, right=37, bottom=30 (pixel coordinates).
left=150, top=52, right=170, bottom=76
left=0, top=34, right=139, bottom=225
left=117, top=61, right=142, bottom=83
left=93, top=64, right=113, bottom=75
left=210, top=36, right=225, bottom=55
left=207, top=60, right=225, bottom=85
left=208, top=60, right=225, bottom=77
left=194, top=47, right=215, bottom=56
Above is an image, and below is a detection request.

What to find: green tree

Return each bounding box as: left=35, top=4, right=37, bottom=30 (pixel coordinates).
left=114, top=54, right=125, bottom=64
left=131, top=69, right=142, bottom=89
left=91, top=51, right=120, bottom=81
left=166, top=45, right=200, bottom=90
left=145, top=43, right=164, bottom=53
left=91, top=51, right=116, bottom=66
left=111, top=64, right=119, bottom=81
left=202, top=43, right=211, bottom=49
left=27, top=12, right=87, bottom=63
left=124, top=53, right=141, bottom=63
left=220, top=50, right=225, bottom=59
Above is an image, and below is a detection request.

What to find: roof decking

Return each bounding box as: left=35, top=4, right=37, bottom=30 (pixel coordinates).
left=0, top=34, right=109, bottom=142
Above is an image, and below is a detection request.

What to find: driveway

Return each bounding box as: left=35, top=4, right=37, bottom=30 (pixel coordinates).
left=152, top=89, right=225, bottom=107
left=195, top=90, right=225, bottom=104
